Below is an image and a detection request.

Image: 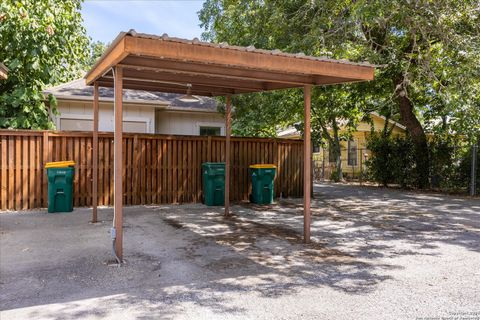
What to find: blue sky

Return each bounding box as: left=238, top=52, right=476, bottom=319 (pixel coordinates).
left=81, top=0, right=205, bottom=44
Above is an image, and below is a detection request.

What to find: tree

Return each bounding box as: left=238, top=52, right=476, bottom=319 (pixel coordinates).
left=199, top=0, right=480, bottom=188
left=86, top=40, right=108, bottom=69
left=0, top=0, right=89, bottom=129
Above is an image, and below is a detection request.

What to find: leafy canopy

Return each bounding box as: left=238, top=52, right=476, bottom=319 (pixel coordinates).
left=0, top=0, right=89, bottom=129
left=199, top=0, right=480, bottom=141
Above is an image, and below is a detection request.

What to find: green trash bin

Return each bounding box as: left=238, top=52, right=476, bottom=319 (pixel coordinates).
left=202, top=162, right=225, bottom=206
left=249, top=164, right=276, bottom=204
left=45, top=161, right=75, bottom=213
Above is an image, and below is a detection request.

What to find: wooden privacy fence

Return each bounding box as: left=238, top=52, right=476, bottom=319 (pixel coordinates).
left=0, top=130, right=304, bottom=211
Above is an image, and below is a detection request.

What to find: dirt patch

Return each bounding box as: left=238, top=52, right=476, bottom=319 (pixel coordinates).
left=162, top=218, right=184, bottom=229
left=220, top=214, right=302, bottom=244
left=239, top=200, right=303, bottom=212
left=204, top=257, right=254, bottom=271
left=164, top=213, right=354, bottom=266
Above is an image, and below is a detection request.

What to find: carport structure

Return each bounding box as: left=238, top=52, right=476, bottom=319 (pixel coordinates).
left=85, top=30, right=375, bottom=261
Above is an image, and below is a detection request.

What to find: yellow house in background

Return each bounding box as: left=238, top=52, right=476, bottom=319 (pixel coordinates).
left=277, top=112, right=406, bottom=179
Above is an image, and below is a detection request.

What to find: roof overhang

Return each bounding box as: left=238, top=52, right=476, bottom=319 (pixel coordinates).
left=85, top=31, right=375, bottom=96
left=49, top=95, right=171, bottom=107
left=0, top=63, right=8, bottom=80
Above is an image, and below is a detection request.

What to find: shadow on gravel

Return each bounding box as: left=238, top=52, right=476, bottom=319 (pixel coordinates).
left=1, top=183, right=478, bottom=319
left=311, top=183, right=480, bottom=254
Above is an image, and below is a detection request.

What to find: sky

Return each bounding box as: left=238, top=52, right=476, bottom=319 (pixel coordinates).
left=81, top=0, right=205, bottom=44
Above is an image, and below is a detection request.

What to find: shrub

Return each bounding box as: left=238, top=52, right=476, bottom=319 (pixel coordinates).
left=365, top=133, right=415, bottom=187
left=330, top=169, right=341, bottom=182
left=366, top=131, right=478, bottom=193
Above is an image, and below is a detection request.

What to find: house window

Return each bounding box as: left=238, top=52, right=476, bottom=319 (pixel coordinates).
left=200, top=126, right=221, bottom=136
left=313, top=142, right=320, bottom=153
left=60, top=118, right=93, bottom=131
left=60, top=117, right=148, bottom=133
left=348, top=140, right=358, bottom=166
left=123, top=121, right=147, bottom=133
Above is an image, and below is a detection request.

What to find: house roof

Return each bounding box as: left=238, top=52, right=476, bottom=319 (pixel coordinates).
left=0, top=62, right=8, bottom=80
left=277, top=112, right=406, bottom=138
left=370, top=112, right=406, bottom=130
left=276, top=126, right=301, bottom=138
left=44, top=78, right=219, bottom=113
left=84, top=30, right=375, bottom=96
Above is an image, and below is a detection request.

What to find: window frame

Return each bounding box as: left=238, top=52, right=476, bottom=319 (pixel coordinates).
left=199, top=126, right=222, bottom=136
left=347, top=139, right=358, bottom=166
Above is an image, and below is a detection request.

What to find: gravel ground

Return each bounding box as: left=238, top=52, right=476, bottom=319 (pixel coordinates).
left=1, top=183, right=479, bottom=320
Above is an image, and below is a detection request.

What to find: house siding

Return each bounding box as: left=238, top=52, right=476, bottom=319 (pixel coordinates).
left=54, top=100, right=225, bottom=136
left=55, top=100, right=155, bottom=133
left=155, top=110, right=225, bottom=136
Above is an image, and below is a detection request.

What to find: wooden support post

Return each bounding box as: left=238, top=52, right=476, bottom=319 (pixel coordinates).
left=92, top=82, right=99, bottom=223
left=303, top=85, right=312, bottom=243
left=114, top=67, right=124, bottom=260
left=42, top=131, right=49, bottom=208
left=224, top=95, right=231, bottom=216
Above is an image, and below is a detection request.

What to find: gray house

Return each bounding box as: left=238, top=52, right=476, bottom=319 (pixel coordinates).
left=44, top=79, right=225, bottom=135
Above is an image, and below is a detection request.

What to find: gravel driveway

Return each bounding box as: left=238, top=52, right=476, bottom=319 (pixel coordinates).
left=1, top=183, right=479, bottom=320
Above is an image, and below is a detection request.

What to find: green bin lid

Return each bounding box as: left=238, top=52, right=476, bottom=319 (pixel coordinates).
left=249, top=164, right=276, bottom=169
left=45, top=161, right=75, bottom=168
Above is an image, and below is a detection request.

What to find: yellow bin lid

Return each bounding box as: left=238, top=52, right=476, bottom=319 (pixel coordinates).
left=45, top=161, right=76, bottom=168
left=249, top=164, right=276, bottom=169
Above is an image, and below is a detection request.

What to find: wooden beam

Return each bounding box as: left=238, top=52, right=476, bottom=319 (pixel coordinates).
left=121, top=68, right=271, bottom=91
left=120, top=79, right=240, bottom=95
left=92, top=82, right=99, bottom=223
left=119, top=60, right=358, bottom=88
left=303, top=85, right=312, bottom=244
left=124, top=35, right=375, bottom=81
left=97, top=80, right=251, bottom=96
left=96, top=81, right=216, bottom=96
left=224, top=95, right=231, bottom=216
left=42, top=132, right=49, bottom=208
left=120, top=57, right=316, bottom=85
left=85, top=37, right=128, bottom=85
left=114, top=66, right=124, bottom=260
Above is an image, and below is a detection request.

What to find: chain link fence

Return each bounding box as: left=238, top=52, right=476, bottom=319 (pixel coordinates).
left=313, top=147, right=369, bottom=182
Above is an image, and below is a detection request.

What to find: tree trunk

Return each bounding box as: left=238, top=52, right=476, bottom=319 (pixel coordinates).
left=332, top=123, right=343, bottom=181
left=395, top=77, right=430, bottom=189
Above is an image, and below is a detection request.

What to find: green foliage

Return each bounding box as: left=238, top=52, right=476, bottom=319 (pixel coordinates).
left=86, top=40, right=108, bottom=69
left=0, top=0, right=89, bottom=129
left=329, top=169, right=341, bottom=183
left=367, top=131, right=477, bottom=192
left=460, top=145, right=480, bottom=194
left=366, top=132, right=415, bottom=187
left=228, top=90, right=302, bottom=137
left=429, top=136, right=479, bottom=193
